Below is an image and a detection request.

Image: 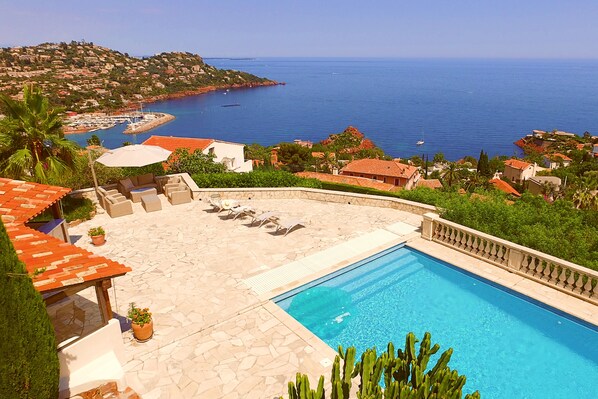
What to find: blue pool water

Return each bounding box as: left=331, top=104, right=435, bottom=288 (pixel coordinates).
left=275, top=246, right=598, bottom=398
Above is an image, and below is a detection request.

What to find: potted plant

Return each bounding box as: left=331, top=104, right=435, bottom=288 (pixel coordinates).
left=128, top=303, right=153, bottom=342
left=87, top=226, right=106, bottom=246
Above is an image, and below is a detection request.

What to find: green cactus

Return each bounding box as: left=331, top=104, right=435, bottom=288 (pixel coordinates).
left=286, top=373, right=325, bottom=399
left=283, top=332, right=481, bottom=399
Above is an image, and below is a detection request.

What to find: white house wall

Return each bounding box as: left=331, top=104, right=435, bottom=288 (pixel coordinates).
left=203, top=141, right=253, bottom=173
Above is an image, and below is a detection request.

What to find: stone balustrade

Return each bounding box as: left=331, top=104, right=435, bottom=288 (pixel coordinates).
left=422, top=213, right=598, bottom=305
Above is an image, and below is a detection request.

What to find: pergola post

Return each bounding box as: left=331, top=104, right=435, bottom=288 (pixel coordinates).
left=95, top=279, right=113, bottom=324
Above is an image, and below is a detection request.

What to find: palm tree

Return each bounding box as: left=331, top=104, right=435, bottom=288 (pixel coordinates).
left=0, top=85, right=78, bottom=182
left=442, top=163, right=460, bottom=187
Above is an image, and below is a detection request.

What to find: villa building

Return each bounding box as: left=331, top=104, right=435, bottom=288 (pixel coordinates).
left=528, top=176, right=562, bottom=197
left=503, top=159, right=538, bottom=184
left=143, top=135, right=253, bottom=172
left=340, top=158, right=420, bottom=189
left=543, top=153, right=572, bottom=169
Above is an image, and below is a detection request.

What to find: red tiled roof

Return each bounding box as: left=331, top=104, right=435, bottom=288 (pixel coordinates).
left=143, top=135, right=214, bottom=152
left=416, top=179, right=443, bottom=189
left=341, top=159, right=419, bottom=179
left=490, top=178, right=521, bottom=197
left=7, top=225, right=130, bottom=292
left=547, top=153, right=572, bottom=161
left=504, top=159, right=532, bottom=170
left=296, top=171, right=396, bottom=191
left=1, top=178, right=131, bottom=293
left=0, top=178, right=71, bottom=226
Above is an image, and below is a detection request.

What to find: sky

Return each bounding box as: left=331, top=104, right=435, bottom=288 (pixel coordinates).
left=1, top=0, right=597, bottom=58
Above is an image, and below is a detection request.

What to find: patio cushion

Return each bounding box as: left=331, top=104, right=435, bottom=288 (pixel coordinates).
left=119, top=178, right=135, bottom=191
left=137, top=173, right=155, bottom=185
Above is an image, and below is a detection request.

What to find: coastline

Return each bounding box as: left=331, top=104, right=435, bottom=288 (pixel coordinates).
left=117, top=80, right=281, bottom=111
left=63, top=80, right=280, bottom=136
left=123, top=113, right=175, bottom=134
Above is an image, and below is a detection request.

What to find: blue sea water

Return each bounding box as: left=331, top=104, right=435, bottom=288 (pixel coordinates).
left=275, top=246, right=598, bottom=399
left=70, top=58, right=598, bottom=160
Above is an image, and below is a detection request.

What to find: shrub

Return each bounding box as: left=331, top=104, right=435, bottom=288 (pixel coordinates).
left=0, top=220, right=59, bottom=398
left=30, top=195, right=95, bottom=223
left=191, top=170, right=321, bottom=189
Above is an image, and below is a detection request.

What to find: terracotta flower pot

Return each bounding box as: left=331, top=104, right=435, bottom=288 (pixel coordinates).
left=131, top=320, right=153, bottom=342
left=91, top=234, right=106, bottom=246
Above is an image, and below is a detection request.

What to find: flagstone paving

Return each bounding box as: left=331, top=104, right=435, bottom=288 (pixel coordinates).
left=70, top=197, right=422, bottom=398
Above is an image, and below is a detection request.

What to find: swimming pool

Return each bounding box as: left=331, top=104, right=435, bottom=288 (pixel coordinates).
left=275, top=245, right=598, bottom=398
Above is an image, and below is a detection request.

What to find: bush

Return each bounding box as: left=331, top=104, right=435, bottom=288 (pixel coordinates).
left=31, top=195, right=95, bottom=223
left=0, top=220, right=59, bottom=398
left=191, top=170, right=321, bottom=189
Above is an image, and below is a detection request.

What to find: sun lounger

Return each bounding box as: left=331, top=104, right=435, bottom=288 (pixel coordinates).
left=249, top=211, right=279, bottom=227
left=209, top=197, right=239, bottom=212
left=228, top=205, right=255, bottom=220
left=273, top=218, right=305, bottom=236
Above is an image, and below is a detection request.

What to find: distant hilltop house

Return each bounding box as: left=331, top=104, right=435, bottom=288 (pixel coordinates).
left=143, top=135, right=253, bottom=172
left=543, top=153, right=572, bottom=169
left=339, top=158, right=420, bottom=190
left=527, top=176, right=562, bottom=198
left=489, top=178, right=521, bottom=197
left=503, top=159, right=538, bottom=184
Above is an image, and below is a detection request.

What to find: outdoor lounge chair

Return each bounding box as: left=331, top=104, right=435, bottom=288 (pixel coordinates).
left=273, top=218, right=305, bottom=236
left=209, top=198, right=239, bottom=212
left=249, top=211, right=279, bottom=227
left=166, top=183, right=192, bottom=205
left=228, top=205, right=255, bottom=220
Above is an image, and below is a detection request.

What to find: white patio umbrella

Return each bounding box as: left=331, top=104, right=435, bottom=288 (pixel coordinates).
left=95, top=144, right=172, bottom=167
left=89, top=144, right=172, bottom=196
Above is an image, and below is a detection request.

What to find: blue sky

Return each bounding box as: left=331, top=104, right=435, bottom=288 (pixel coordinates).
left=1, top=1, right=597, bottom=58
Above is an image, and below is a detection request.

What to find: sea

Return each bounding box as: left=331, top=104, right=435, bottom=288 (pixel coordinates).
left=69, top=58, right=598, bottom=161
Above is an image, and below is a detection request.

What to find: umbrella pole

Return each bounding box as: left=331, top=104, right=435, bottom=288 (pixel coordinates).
left=88, top=150, right=100, bottom=201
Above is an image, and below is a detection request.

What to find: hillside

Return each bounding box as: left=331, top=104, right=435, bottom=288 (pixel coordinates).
left=0, top=41, right=276, bottom=112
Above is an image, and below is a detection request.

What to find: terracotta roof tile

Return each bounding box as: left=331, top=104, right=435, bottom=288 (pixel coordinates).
left=547, top=153, right=572, bottom=162
left=2, top=178, right=131, bottom=293
left=0, top=178, right=70, bottom=225
left=490, top=178, right=521, bottom=197
left=8, top=225, right=131, bottom=293
left=296, top=171, right=396, bottom=191
left=504, top=159, right=532, bottom=170
left=416, top=179, right=443, bottom=189
left=143, top=135, right=214, bottom=152
left=340, top=159, right=419, bottom=179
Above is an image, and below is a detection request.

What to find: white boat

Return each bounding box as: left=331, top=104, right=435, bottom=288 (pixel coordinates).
left=416, top=132, right=425, bottom=146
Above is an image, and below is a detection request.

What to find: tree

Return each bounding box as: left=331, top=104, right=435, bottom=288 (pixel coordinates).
left=443, top=163, right=460, bottom=187
left=277, top=143, right=311, bottom=173
left=477, top=150, right=491, bottom=177
left=0, top=220, right=59, bottom=398
left=86, top=134, right=101, bottom=146
left=0, top=85, right=78, bottom=182
left=433, top=152, right=446, bottom=164
left=285, top=332, right=480, bottom=399
left=165, top=148, right=227, bottom=175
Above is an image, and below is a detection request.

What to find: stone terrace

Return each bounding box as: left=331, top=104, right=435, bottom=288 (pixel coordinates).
left=69, top=195, right=598, bottom=398
left=69, top=197, right=422, bottom=398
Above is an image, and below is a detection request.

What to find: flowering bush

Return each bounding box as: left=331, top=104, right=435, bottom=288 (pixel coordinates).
left=128, top=303, right=152, bottom=327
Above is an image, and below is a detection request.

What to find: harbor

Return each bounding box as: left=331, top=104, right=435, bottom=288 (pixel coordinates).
left=64, top=112, right=175, bottom=135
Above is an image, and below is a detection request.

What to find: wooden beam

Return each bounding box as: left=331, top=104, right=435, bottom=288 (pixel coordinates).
left=95, top=279, right=113, bottom=325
